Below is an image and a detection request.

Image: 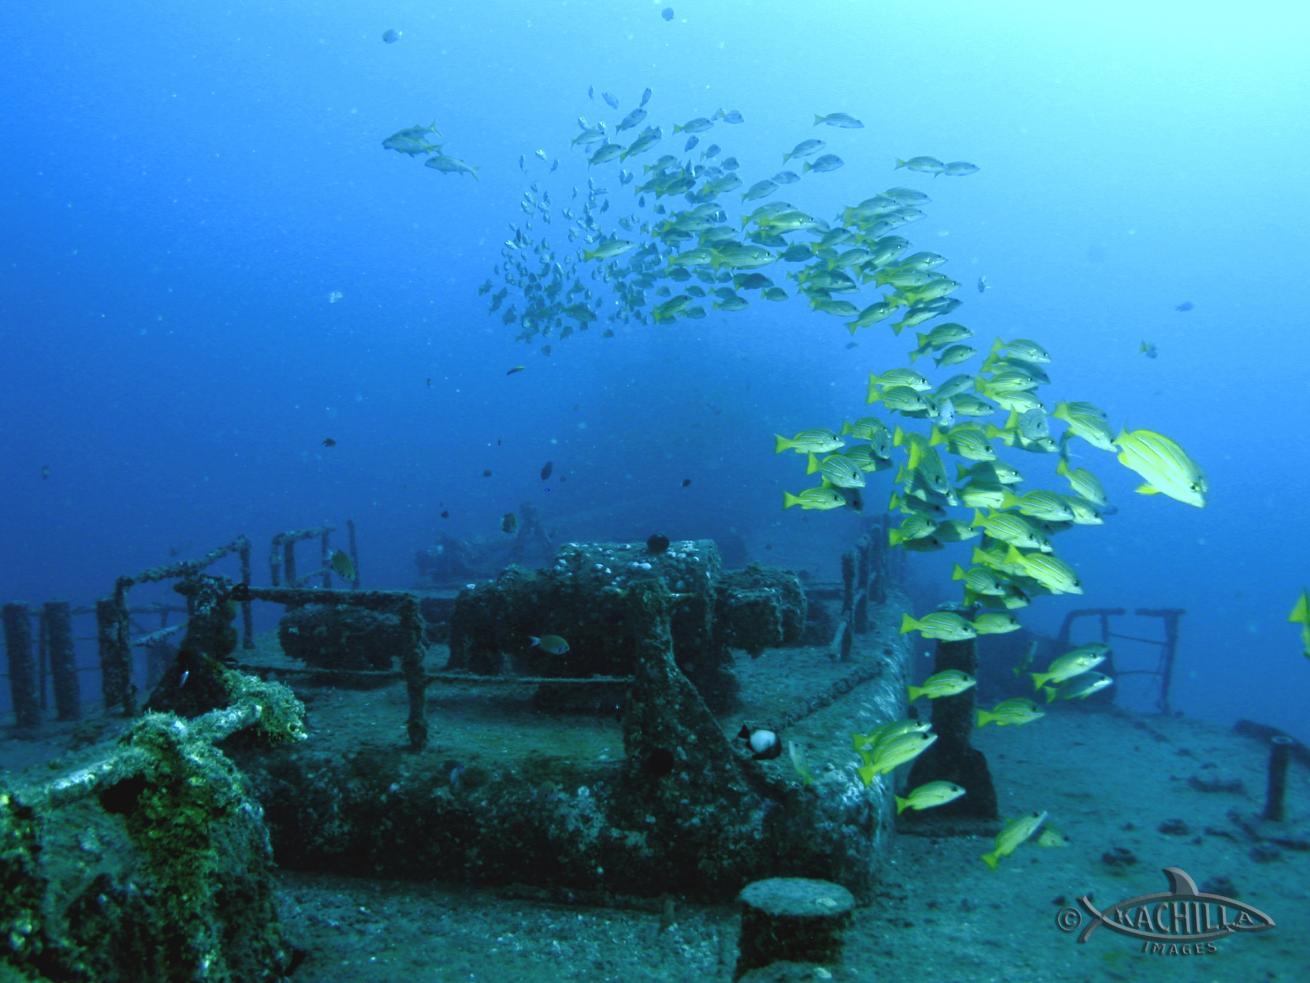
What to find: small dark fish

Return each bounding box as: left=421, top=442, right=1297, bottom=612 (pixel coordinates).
left=425, top=378, right=432, bottom=387
left=1175, top=300, right=1193, bottom=312
left=382, top=28, right=402, bottom=44
left=540, top=460, right=554, bottom=480
left=322, top=437, right=337, bottom=447
left=40, top=464, right=50, bottom=479
left=646, top=533, right=670, bottom=554
left=640, top=87, right=652, bottom=107
left=702, top=144, right=720, bottom=159
left=721, top=156, right=739, bottom=171
left=603, top=91, right=619, bottom=110
left=977, top=275, right=988, bottom=293
left=661, top=6, right=674, bottom=20
left=501, top=512, right=519, bottom=534
left=588, top=85, right=594, bottom=100
left=530, top=634, right=570, bottom=656
left=482, top=468, right=493, bottom=477
left=178, top=670, right=190, bottom=688
left=440, top=510, right=450, bottom=519
left=845, top=341, right=858, bottom=349
left=681, top=478, right=692, bottom=488
left=506, top=365, right=526, bottom=375
left=328, top=548, right=356, bottom=581
left=737, top=725, right=781, bottom=760
left=1140, top=341, right=1158, bottom=359
left=684, top=135, right=699, bottom=152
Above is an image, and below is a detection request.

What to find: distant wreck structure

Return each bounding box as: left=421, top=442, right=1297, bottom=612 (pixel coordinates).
left=446, top=539, right=806, bottom=709
left=1, top=519, right=918, bottom=983
left=0, top=573, right=305, bottom=983
left=232, top=524, right=912, bottom=903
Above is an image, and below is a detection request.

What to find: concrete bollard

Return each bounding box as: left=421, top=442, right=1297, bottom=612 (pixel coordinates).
left=736, top=877, right=854, bottom=978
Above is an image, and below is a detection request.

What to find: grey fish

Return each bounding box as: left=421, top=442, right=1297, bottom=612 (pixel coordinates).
left=684, top=135, right=699, bottom=152
left=425, top=154, right=478, bottom=179
left=814, top=112, right=863, bottom=128
left=603, top=91, right=619, bottom=109
left=803, top=153, right=844, bottom=173
left=772, top=170, right=800, bottom=184
left=589, top=142, right=623, bottom=165
left=675, top=117, right=714, bottom=134
left=784, top=138, right=825, bottom=163
left=617, top=107, right=647, bottom=132
left=640, top=87, right=652, bottom=107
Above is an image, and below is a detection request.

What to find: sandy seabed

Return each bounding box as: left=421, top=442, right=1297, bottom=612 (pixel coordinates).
left=278, top=705, right=1308, bottom=983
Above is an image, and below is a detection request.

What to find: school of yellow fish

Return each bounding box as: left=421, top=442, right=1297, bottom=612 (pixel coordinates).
left=406, top=90, right=1210, bottom=870
left=752, top=100, right=1205, bottom=867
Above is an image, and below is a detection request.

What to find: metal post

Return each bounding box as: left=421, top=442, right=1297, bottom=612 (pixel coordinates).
left=37, top=605, right=49, bottom=711
left=1157, top=612, right=1179, bottom=715
left=1262, top=736, right=1294, bottom=822
left=96, top=595, right=133, bottom=716
left=870, top=518, right=887, bottom=605
left=320, top=530, right=332, bottom=589
left=3, top=603, right=40, bottom=727
left=239, top=540, right=254, bottom=649
left=43, top=601, right=80, bottom=721
left=270, top=534, right=283, bottom=586
left=347, top=518, right=360, bottom=589
left=283, top=539, right=297, bottom=587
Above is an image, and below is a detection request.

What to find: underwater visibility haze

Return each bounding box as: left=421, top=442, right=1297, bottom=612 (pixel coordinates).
left=2, top=1, right=1309, bottom=980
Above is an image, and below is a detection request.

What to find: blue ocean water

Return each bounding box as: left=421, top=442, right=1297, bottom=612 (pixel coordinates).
left=1, top=1, right=1307, bottom=744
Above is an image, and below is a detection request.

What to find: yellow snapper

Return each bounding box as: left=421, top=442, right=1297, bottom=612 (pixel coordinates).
left=858, top=730, right=937, bottom=783
left=971, top=611, right=1023, bottom=635
left=1055, top=456, right=1108, bottom=507
left=1044, top=671, right=1114, bottom=702
left=1053, top=402, right=1116, bottom=451
left=981, top=810, right=1048, bottom=869
left=900, top=610, right=977, bottom=641
left=1031, top=644, right=1108, bottom=690
left=896, top=780, right=966, bottom=815
left=774, top=429, right=844, bottom=454
left=806, top=452, right=865, bottom=488
left=907, top=669, right=976, bottom=701
left=1004, top=546, right=1082, bottom=594
left=782, top=486, right=847, bottom=510
left=1290, top=590, right=1310, bottom=659
left=1114, top=428, right=1207, bottom=507
left=977, top=697, right=1045, bottom=728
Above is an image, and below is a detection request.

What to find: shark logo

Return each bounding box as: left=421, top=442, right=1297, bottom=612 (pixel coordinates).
left=1063, top=868, right=1274, bottom=949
